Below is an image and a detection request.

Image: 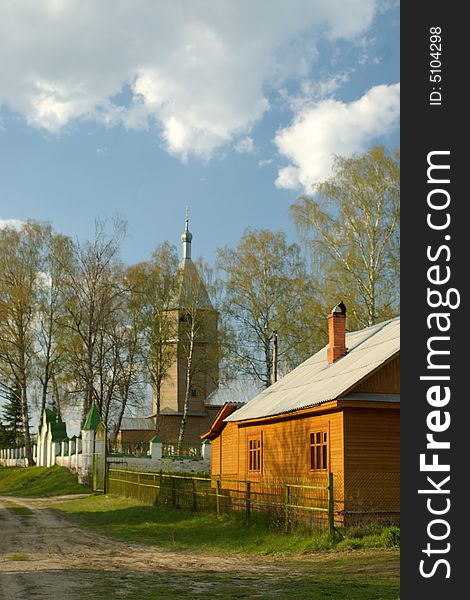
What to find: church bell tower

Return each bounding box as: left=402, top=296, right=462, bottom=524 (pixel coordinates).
left=153, top=211, right=219, bottom=442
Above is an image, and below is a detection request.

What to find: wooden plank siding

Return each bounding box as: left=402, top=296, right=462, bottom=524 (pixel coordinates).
left=211, top=436, right=221, bottom=476
left=343, top=408, right=399, bottom=472
left=214, top=411, right=345, bottom=501
left=219, top=422, right=239, bottom=479
left=343, top=407, right=400, bottom=515
left=352, top=355, right=400, bottom=394
left=212, top=402, right=400, bottom=520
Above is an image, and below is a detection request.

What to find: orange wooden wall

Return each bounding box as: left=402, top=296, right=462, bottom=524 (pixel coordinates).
left=212, top=403, right=400, bottom=515
left=210, top=355, right=401, bottom=517
left=342, top=406, right=400, bottom=513
left=214, top=410, right=344, bottom=498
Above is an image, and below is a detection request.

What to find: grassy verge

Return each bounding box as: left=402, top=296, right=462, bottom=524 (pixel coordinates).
left=52, top=493, right=398, bottom=556
left=0, top=465, right=90, bottom=497
left=49, top=566, right=400, bottom=600
left=50, top=494, right=399, bottom=599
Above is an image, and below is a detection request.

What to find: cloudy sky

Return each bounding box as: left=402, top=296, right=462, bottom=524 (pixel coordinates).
left=0, top=0, right=399, bottom=265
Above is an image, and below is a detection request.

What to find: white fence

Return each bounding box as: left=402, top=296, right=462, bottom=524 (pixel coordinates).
left=0, top=445, right=32, bottom=468
left=0, top=434, right=212, bottom=483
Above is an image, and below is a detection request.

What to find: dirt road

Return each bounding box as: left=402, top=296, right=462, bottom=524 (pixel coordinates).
left=0, top=495, right=291, bottom=599
left=0, top=495, right=399, bottom=599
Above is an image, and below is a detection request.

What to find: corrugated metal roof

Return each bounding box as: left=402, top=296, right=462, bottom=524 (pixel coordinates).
left=205, top=379, right=263, bottom=406
left=225, top=316, right=399, bottom=423
left=120, top=417, right=155, bottom=431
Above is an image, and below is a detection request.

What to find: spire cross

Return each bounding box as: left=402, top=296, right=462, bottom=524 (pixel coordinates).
left=181, top=207, right=192, bottom=260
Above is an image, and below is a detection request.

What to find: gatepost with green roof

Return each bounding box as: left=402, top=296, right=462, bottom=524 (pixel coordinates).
left=79, top=404, right=103, bottom=486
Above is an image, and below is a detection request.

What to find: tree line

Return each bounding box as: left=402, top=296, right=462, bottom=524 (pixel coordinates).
left=0, top=146, right=399, bottom=460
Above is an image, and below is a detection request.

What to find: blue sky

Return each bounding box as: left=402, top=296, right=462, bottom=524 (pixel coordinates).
left=0, top=0, right=399, bottom=267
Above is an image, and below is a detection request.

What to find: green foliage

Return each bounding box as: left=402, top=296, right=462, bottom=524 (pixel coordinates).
left=0, top=466, right=90, bottom=497
left=0, top=222, right=48, bottom=458
left=0, top=421, right=11, bottom=447
left=336, top=526, right=400, bottom=551
left=380, top=526, right=400, bottom=547
left=1, top=387, right=24, bottom=446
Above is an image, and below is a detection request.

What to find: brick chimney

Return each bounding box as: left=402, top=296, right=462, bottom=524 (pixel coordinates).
left=327, top=302, right=348, bottom=363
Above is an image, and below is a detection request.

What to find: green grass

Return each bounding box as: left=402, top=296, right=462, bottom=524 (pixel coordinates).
left=0, top=465, right=90, bottom=497
left=4, top=504, right=33, bottom=516
left=53, top=494, right=333, bottom=555
left=57, top=567, right=399, bottom=599
left=0, top=565, right=399, bottom=599
left=50, top=495, right=399, bottom=599
left=52, top=493, right=398, bottom=555
left=6, top=553, right=30, bottom=561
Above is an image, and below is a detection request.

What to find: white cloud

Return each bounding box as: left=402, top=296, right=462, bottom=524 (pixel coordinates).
left=0, top=218, right=24, bottom=230
left=258, top=158, right=274, bottom=167
left=275, top=82, right=400, bottom=190
left=234, top=137, right=255, bottom=154
left=0, top=0, right=378, bottom=159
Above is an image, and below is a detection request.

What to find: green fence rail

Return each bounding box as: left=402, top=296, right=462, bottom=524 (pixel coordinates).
left=107, top=467, right=336, bottom=537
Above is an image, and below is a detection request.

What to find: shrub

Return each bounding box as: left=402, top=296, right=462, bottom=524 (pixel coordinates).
left=380, top=526, right=400, bottom=547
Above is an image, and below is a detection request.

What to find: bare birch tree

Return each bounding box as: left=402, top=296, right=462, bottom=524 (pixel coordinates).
left=0, top=222, right=45, bottom=463
left=36, top=231, right=72, bottom=415
left=217, top=229, right=317, bottom=387
left=60, top=218, right=127, bottom=426
left=290, top=146, right=400, bottom=329
left=120, top=244, right=180, bottom=437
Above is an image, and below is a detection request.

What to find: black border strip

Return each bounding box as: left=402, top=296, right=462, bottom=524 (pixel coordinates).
left=401, top=4, right=466, bottom=597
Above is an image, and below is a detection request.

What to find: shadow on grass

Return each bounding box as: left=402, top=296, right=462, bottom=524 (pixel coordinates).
left=54, top=499, right=335, bottom=555
left=53, top=496, right=400, bottom=562
left=0, top=565, right=400, bottom=600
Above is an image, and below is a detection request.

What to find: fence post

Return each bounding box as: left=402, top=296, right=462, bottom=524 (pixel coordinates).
left=216, top=478, right=221, bottom=516
left=245, top=481, right=251, bottom=523
left=104, top=458, right=108, bottom=494
left=328, top=472, right=335, bottom=542
left=171, top=476, right=176, bottom=508
left=284, top=484, right=291, bottom=533
left=192, top=477, right=197, bottom=512
left=158, top=470, right=163, bottom=506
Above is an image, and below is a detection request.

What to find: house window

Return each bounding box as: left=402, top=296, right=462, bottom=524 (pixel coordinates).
left=310, top=431, right=328, bottom=471
left=191, top=388, right=198, bottom=397
left=248, top=435, right=262, bottom=472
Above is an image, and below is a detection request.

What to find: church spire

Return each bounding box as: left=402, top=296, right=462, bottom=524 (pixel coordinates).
left=181, top=207, right=193, bottom=260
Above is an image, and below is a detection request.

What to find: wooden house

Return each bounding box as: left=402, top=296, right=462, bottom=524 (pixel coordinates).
left=202, top=306, right=400, bottom=524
